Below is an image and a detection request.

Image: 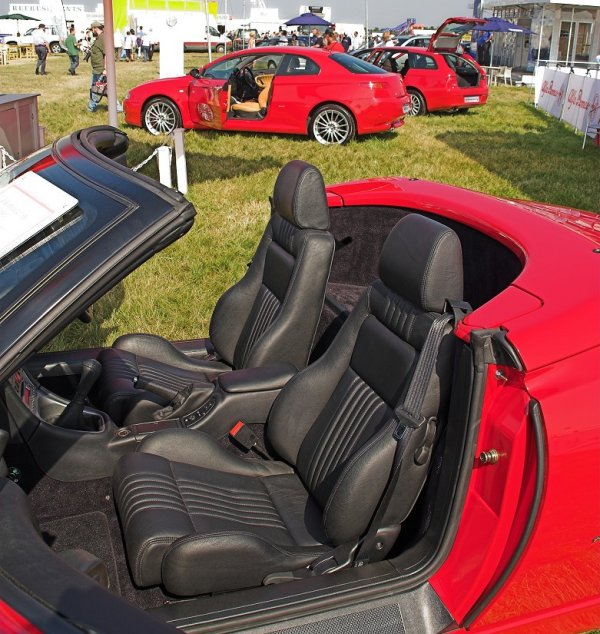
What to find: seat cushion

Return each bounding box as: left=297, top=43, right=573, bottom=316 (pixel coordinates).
left=114, top=452, right=331, bottom=595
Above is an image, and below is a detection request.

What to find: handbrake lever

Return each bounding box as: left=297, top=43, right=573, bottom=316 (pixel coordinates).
left=135, top=375, right=213, bottom=421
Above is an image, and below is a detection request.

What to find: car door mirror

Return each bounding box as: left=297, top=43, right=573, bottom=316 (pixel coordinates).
left=189, top=68, right=202, bottom=79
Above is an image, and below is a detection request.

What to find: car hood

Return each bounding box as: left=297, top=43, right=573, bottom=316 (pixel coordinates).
left=427, top=17, right=485, bottom=53
left=0, top=126, right=196, bottom=383
left=131, top=74, right=194, bottom=94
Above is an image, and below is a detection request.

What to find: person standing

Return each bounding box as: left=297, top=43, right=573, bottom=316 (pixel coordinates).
left=383, top=31, right=395, bottom=47
left=87, top=21, right=105, bottom=112
left=350, top=30, right=363, bottom=51
left=64, top=25, right=79, bottom=75
left=310, top=27, right=323, bottom=48
left=341, top=33, right=351, bottom=51
left=141, top=30, right=151, bottom=61
left=122, top=29, right=133, bottom=61
left=114, top=29, right=123, bottom=60
left=32, top=23, right=49, bottom=75
left=247, top=30, right=256, bottom=48
left=323, top=29, right=344, bottom=53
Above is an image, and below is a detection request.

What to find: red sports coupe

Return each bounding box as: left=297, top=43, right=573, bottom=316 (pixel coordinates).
left=355, top=18, right=489, bottom=116
left=0, top=127, right=598, bottom=634
left=123, top=47, right=410, bottom=144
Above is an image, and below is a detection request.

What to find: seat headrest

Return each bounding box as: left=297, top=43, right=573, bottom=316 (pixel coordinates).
left=272, top=161, right=330, bottom=230
left=378, top=214, right=463, bottom=313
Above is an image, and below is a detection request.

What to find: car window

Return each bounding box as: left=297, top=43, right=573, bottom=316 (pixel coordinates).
left=330, top=53, right=388, bottom=74
left=251, top=54, right=284, bottom=72
left=283, top=55, right=320, bottom=75
left=377, top=51, right=409, bottom=74
left=202, top=56, right=243, bottom=79
left=353, top=49, right=373, bottom=61
left=409, top=53, right=437, bottom=70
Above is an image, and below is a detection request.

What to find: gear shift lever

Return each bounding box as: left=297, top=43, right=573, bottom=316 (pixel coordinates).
left=55, top=359, right=102, bottom=430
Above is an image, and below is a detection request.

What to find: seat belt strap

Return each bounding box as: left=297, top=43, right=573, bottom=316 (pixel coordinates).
left=353, top=311, right=454, bottom=564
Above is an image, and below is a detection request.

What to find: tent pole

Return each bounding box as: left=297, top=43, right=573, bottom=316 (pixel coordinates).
left=536, top=3, right=544, bottom=68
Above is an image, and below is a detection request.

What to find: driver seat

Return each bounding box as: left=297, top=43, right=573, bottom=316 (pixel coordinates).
left=95, top=160, right=334, bottom=425
left=232, top=74, right=274, bottom=113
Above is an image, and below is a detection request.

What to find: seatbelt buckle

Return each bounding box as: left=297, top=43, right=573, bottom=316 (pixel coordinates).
left=229, top=421, right=259, bottom=452
left=393, top=407, right=426, bottom=434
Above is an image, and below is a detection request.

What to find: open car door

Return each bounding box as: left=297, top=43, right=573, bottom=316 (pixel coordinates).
left=427, top=17, right=485, bottom=54
left=188, top=77, right=228, bottom=130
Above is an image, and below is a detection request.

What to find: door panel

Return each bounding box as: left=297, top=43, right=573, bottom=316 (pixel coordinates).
left=189, top=78, right=227, bottom=129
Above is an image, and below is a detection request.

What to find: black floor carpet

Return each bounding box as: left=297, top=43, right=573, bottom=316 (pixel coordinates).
left=40, top=511, right=121, bottom=594
left=6, top=442, right=172, bottom=611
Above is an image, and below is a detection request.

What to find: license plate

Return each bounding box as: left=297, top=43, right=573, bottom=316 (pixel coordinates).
left=464, top=96, right=480, bottom=103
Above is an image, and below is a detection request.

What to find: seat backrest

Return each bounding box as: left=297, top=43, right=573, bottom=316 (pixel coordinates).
left=209, top=161, right=334, bottom=370
left=257, top=74, right=274, bottom=109
left=267, top=214, right=463, bottom=546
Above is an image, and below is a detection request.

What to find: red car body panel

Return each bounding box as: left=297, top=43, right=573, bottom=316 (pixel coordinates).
left=124, top=47, right=409, bottom=139
left=360, top=45, right=489, bottom=112
left=327, top=177, right=600, bottom=633
left=124, top=75, right=195, bottom=129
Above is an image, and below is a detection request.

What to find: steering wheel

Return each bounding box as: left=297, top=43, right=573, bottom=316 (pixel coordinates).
left=241, top=66, right=255, bottom=87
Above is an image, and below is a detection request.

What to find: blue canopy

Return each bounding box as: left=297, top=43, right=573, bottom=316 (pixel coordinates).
left=284, top=12, right=332, bottom=27
left=479, top=17, right=533, bottom=34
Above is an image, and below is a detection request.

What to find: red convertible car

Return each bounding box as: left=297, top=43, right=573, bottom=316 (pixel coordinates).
left=0, top=127, right=598, bottom=634
left=123, top=47, right=410, bottom=144
left=356, top=18, right=489, bottom=115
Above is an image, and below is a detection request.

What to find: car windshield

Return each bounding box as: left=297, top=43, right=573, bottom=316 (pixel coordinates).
left=203, top=54, right=284, bottom=79
left=330, top=53, right=387, bottom=74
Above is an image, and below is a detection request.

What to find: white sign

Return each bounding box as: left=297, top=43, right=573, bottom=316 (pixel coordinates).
left=0, top=172, right=78, bottom=259
left=561, top=73, right=590, bottom=131
left=538, top=69, right=569, bottom=119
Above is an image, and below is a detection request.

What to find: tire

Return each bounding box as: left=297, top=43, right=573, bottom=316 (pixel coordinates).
left=309, top=104, right=356, bottom=145
left=216, top=44, right=225, bottom=53
left=50, top=42, right=62, bottom=54
left=407, top=89, right=427, bottom=116
left=142, top=97, right=182, bottom=135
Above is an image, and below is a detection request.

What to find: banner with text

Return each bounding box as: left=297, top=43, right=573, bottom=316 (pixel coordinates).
left=538, top=68, right=600, bottom=138
left=538, top=68, right=569, bottom=119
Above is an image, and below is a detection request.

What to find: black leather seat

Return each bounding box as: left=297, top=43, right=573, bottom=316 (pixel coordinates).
left=113, top=213, right=464, bottom=596
left=96, top=161, right=335, bottom=425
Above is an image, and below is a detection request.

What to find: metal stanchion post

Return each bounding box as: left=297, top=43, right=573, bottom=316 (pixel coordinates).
left=156, top=146, right=172, bottom=188
left=173, top=128, right=188, bottom=194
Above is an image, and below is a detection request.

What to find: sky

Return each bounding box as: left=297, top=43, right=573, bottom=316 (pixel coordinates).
left=225, top=1, right=474, bottom=29
left=0, top=0, right=473, bottom=28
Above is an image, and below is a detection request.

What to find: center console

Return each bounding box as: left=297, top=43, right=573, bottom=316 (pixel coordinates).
left=4, top=359, right=297, bottom=481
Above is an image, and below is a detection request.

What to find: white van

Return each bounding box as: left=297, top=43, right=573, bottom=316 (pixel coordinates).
left=6, top=25, right=64, bottom=54
left=130, top=11, right=228, bottom=53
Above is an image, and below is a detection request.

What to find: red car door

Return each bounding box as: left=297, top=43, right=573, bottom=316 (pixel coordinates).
left=188, top=77, right=228, bottom=130
left=262, top=54, right=324, bottom=134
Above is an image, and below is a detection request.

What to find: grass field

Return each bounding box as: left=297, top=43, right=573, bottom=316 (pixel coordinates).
left=2, top=52, right=599, bottom=351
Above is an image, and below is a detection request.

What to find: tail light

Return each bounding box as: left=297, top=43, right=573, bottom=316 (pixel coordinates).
left=361, top=80, right=391, bottom=98
left=446, top=73, right=458, bottom=90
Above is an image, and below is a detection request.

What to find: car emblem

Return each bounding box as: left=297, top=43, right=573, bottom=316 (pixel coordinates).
left=197, top=103, right=214, bottom=122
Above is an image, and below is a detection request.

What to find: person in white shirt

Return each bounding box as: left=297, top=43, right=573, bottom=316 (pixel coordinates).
left=383, top=31, right=395, bottom=47
left=350, top=30, right=364, bottom=51
left=114, top=29, right=123, bottom=60
left=32, top=23, right=49, bottom=75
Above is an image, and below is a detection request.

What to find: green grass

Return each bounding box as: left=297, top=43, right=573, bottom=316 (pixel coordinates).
left=2, top=52, right=599, bottom=350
